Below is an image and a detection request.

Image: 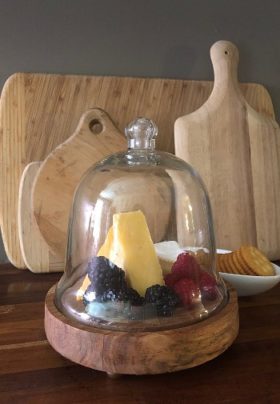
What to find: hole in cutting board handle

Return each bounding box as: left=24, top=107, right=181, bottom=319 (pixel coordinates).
left=89, top=119, right=103, bottom=135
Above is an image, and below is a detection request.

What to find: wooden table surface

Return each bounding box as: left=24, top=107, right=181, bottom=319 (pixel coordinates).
left=0, top=263, right=280, bottom=403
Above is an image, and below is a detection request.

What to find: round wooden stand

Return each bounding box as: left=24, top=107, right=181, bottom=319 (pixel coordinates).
left=45, top=285, right=239, bottom=375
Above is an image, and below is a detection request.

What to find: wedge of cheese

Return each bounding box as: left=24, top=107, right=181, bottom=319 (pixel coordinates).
left=98, top=210, right=164, bottom=296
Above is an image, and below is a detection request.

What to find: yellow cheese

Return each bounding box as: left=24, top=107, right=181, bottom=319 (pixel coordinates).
left=98, top=226, right=113, bottom=257
left=98, top=210, right=164, bottom=296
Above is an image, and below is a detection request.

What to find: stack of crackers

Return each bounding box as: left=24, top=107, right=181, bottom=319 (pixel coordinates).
left=217, top=246, right=275, bottom=276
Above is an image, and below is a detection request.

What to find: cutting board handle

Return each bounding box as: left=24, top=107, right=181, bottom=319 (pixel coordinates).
left=76, top=108, right=123, bottom=139
left=210, top=40, right=243, bottom=99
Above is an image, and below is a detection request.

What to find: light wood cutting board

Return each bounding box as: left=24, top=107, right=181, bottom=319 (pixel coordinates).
left=32, top=108, right=173, bottom=263
left=31, top=108, right=126, bottom=262
left=18, top=162, right=64, bottom=272
left=0, top=71, right=275, bottom=267
left=175, top=41, right=280, bottom=260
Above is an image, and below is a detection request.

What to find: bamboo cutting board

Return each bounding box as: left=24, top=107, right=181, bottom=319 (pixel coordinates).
left=175, top=41, right=280, bottom=260
left=32, top=108, right=172, bottom=263
left=0, top=71, right=275, bottom=267
left=18, top=162, right=64, bottom=272
left=31, top=108, right=127, bottom=261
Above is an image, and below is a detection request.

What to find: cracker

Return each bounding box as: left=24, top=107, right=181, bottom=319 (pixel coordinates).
left=235, top=250, right=255, bottom=275
left=228, top=252, right=241, bottom=274
left=190, top=249, right=211, bottom=270
left=216, top=254, right=224, bottom=272
left=231, top=251, right=246, bottom=274
left=240, top=246, right=275, bottom=276
left=221, top=253, right=232, bottom=273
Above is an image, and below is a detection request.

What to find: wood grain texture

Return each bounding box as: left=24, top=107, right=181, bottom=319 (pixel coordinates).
left=32, top=109, right=172, bottom=261
left=175, top=41, right=280, bottom=260
left=0, top=72, right=275, bottom=268
left=18, top=162, right=64, bottom=273
left=45, top=285, right=238, bottom=375
left=32, top=108, right=127, bottom=261
left=0, top=263, right=280, bottom=402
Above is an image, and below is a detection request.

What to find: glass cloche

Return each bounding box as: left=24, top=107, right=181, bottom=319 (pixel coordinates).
left=55, top=117, right=227, bottom=331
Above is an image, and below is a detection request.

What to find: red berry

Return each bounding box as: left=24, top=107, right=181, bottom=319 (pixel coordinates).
left=164, top=252, right=219, bottom=307
left=199, top=272, right=218, bottom=301
left=164, top=271, right=181, bottom=288
left=172, top=252, right=201, bottom=280
left=173, top=278, right=200, bottom=307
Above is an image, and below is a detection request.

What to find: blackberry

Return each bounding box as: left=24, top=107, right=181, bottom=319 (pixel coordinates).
left=83, top=284, right=96, bottom=305
left=84, top=256, right=144, bottom=307
left=123, top=287, right=145, bottom=306
left=96, top=288, right=122, bottom=303
left=96, top=286, right=144, bottom=306
left=87, top=256, right=114, bottom=281
left=145, top=284, right=180, bottom=317
left=86, top=256, right=126, bottom=295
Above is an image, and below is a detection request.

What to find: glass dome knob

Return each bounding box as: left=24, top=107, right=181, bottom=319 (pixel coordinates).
left=125, top=117, right=158, bottom=150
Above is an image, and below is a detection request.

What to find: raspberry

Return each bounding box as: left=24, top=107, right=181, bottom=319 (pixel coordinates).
left=199, top=272, right=218, bottom=301
left=164, top=252, right=219, bottom=306
left=173, top=278, right=200, bottom=307
left=172, top=252, right=201, bottom=278
left=164, top=252, right=201, bottom=287
left=164, top=271, right=182, bottom=288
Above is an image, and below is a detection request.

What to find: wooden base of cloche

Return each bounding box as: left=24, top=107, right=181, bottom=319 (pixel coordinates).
left=45, top=284, right=239, bottom=375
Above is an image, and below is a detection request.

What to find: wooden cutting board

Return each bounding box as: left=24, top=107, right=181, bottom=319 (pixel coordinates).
left=18, top=162, right=64, bottom=272
left=32, top=108, right=173, bottom=264
left=0, top=71, right=275, bottom=267
left=175, top=41, right=280, bottom=260
left=31, top=108, right=126, bottom=262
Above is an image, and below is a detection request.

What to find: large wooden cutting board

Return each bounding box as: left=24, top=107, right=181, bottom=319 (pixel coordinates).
left=0, top=71, right=275, bottom=267
left=32, top=108, right=172, bottom=264
left=18, top=162, right=64, bottom=272
left=175, top=41, right=280, bottom=260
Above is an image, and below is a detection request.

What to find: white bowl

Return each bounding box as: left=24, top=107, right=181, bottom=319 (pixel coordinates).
left=217, top=249, right=280, bottom=297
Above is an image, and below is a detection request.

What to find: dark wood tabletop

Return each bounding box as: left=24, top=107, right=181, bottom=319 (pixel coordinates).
left=0, top=263, right=280, bottom=404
